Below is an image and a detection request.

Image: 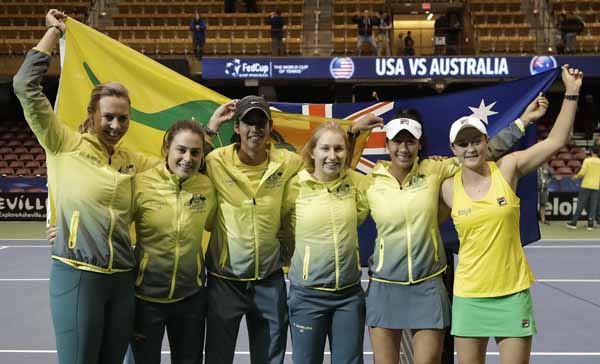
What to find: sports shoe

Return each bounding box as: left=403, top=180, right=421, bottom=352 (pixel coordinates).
left=566, top=222, right=577, bottom=230
left=587, top=222, right=594, bottom=231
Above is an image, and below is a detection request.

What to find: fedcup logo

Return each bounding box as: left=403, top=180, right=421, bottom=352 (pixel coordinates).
left=529, top=56, right=557, bottom=75
left=225, top=58, right=242, bottom=77
left=330, top=57, right=355, bottom=79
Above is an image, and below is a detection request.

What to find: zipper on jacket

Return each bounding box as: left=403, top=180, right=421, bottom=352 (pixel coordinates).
left=328, top=192, right=340, bottom=289
left=67, top=210, right=80, bottom=249
left=375, top=238, right=385, bottom=272
left=252, top=197, right=260, bottom=279
left=302, top=245, right=310, bottom=281
left=401, top=203, right=414, bottom=282
left=106, top=173, right=119, bottom=271
left=168, top=185, right=183, bottom=300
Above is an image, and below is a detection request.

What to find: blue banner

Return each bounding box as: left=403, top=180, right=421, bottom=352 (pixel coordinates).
left=203, top=55, right=597, bottom=80
left=272, top=69, right=559, bottom=263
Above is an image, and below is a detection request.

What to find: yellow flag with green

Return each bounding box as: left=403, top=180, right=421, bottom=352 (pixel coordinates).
left=56, top=18, right=369, bottom=164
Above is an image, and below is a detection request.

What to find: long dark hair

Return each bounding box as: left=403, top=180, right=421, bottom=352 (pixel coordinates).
left=391, top=108, right=428, bottom=160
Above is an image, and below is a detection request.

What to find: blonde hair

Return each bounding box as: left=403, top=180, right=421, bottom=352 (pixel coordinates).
left=300, top=122, right=351, bottom=172
left=78, top=82, right=131, bottom=133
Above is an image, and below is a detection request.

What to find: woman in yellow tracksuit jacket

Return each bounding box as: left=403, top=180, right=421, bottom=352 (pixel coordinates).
left=130, top=120, right=216, bottom=364
left=440, top=66, right=581, bottom=364
left=366, top=101, right=548, bottom=364
left=282, top=122, right=370, bottom=364
left=13, top=10, right=159, bottom=364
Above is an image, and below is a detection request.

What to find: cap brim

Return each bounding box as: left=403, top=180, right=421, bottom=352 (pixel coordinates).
left=452, top=124, right=487, bottom=142
left=389, top=127, right=422, bottom=140
left=237, top=107, right=271, bottom=122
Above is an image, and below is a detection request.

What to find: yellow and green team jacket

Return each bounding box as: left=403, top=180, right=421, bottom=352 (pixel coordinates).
left=133, top=164, right=216, bottom=303
left=13, top=49, right=158, bottom=273
left=282, top=169, right=369, bottom=291
left=205, top=143, right=304, bottom=280
left=576, top=156, right=600, bottom=190
left=367, top=159, right=458, bottom=284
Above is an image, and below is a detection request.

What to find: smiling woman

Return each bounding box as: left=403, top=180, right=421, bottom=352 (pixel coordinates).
left=130, top=120, right=216, bottom=364
left=12, top=9, right=159, bottom=364
left=281, top=122, right=370, bottom=364
left=440, top=65, right=582, bottom=364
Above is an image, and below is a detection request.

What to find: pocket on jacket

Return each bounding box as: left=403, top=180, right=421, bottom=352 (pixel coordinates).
left=431, top=228, right=440, bottom=262
left=302, top=245, right=311, bottom=281
left=375, top=238, right=385, bottom=272
left=135, top=252, right=149, bottom=287
left=196, top=252, right=203, bottom=286
left=219, top=243, right=229, bottom=268
left=67, top=210, right=80, bottom=249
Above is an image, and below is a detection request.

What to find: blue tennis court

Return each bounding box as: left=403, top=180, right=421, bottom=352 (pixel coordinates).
left=0, top=234, right=598, bottom=363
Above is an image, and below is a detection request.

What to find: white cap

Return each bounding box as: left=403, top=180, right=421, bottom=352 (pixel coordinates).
left=449, top=116, right=488, bottom=143
left=384, top=118, right=422, bottom=140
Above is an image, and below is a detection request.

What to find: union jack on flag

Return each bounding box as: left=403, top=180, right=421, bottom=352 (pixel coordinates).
left=271, top=68, right=560, bottom=255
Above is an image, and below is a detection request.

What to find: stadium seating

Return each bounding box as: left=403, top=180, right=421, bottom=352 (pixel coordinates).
left=331, top=0, right=386, bottom=55
left=470, top=0, right=536, bottom=54
left=110, top=0, right=304, bottom=55
left=0, top=1, right=88, bottom=55
left=549, top=0, right=600, bottom=53
left=0, top=122, right=46, bottom=177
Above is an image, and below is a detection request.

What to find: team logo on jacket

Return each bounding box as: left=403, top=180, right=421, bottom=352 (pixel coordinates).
left=189, top=194, right=207, bottom=212
left=497, top=197, right=507, bottom=206
left=264, top=171, right=284, bottom=188
left=407, top=173, right=426, bottom=190
left=333, top=183, right=352, bottom=199
left=457, top=208, right=471, bottom=216
left=119, top=164, right=136, bottom=174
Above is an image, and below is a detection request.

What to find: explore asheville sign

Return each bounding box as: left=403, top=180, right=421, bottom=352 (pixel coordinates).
left=0, top=193, right=47, bottom=221
left=203, top=55, right=600, bottom=80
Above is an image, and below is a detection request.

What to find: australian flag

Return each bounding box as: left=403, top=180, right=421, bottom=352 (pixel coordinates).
left=272, top=69, right=560, bottom=263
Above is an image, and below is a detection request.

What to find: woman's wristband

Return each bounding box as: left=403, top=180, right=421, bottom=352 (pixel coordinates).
left=564, top=94, right=579, bottom=101
left=49, top=25, right=64, bottom=38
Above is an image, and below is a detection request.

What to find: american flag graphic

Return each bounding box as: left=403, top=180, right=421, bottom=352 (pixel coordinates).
left=329, top=57, right=355, bottom=79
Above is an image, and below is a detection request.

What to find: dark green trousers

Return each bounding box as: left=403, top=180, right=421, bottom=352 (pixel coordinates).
left=50, top=260, right=135, bottom=364
left=288, top=283, right=365, bottom=364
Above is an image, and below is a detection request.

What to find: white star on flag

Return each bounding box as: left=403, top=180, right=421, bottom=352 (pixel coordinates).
left=468, top=99, right=498, bottom=124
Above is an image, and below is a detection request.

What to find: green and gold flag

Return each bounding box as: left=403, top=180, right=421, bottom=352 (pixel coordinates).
left=56, top=18, right=369, bottom=164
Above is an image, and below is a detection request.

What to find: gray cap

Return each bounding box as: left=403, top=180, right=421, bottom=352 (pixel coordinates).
left=234, top=95, right=272, bottom=122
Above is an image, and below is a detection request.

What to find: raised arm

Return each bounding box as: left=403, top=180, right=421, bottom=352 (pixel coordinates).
left=487, top=94, right=549, bottom=160
left=505, top=65, right=583, bottom=180
left=204, top=99, right=238, bottom=148
left=12, top=10, right=79, bottom=155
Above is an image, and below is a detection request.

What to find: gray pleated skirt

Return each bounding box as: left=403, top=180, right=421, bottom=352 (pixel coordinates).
left=365, top=275, right=451, bottom=330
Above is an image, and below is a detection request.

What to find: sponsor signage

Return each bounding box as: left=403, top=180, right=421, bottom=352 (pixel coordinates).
left=203, top=55, right=600, bottom=80
left=543, top=192, right=597, bottom=221
left=0, top=193, right=47, bottom=221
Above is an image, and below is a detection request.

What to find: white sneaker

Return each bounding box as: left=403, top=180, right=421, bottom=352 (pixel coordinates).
left=566, top=223, right=577, bottom=230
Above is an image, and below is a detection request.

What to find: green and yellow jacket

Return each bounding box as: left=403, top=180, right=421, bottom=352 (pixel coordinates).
left=13, top=49, right=158, bottom=273
left=133, top=164, right=216, bottom=303
left=282, top=169, right=369, bottom=291
left=205, top=143, right=303, bottom=280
